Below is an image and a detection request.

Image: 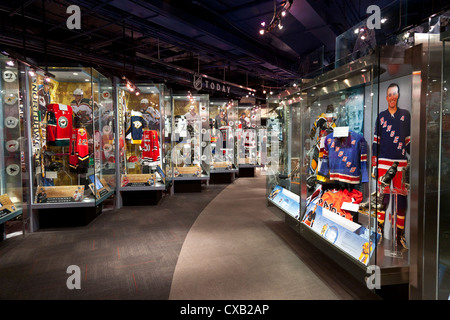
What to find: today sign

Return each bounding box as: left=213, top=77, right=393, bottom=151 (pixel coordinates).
left=193, top=73, right=231, bottom=94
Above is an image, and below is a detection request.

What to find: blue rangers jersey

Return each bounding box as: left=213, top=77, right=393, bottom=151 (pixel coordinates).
left=318, top=130, right=369, bottom=184
left=372, top=107, right=411, bottom=161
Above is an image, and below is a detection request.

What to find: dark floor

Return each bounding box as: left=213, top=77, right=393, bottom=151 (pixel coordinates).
left=0, top=172, right=379, bottom=300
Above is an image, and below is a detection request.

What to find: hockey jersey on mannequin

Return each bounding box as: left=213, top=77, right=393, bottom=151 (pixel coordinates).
left=126, top=110, right=145, bottom=144
left=141, top=129, right=160, bottom=166
left=318, top=130, right=368, bottom=184
left=69, top=127, right=89, bottom=172
left=46, top=104, right=73, bottom=146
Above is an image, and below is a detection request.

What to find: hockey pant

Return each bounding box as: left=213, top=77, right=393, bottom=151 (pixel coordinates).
left=377, top=194, right=407, bottom=230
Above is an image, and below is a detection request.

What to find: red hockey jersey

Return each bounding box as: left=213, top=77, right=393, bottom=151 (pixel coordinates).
left=46, top=104, right=73, bottom=146
left=141, top=130, right=160, bottom=166
left=69, top=127, right=89, bottom=172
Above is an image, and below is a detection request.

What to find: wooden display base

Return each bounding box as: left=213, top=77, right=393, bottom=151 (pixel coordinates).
left=121, top=190, right=163, bottom=206
left=37, top=204, right=103, bottom=229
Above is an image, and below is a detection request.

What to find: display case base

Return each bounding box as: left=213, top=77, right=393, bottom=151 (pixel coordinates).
left=37, top=204, right=103, bottom=229
left=121, top=190, right=163, bottom=206
left=174, top=180, right=202, bottom=193
left=210, top=172, right=236, bottom=184
left=238, top=166, right=255, bottom=177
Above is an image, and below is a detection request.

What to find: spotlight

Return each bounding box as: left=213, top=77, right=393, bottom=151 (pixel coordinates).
left=28, top=68, right=35, bottom=77
left=6, top=60, right=14, bottom=67
left=259, top=29, right=265, bottom=35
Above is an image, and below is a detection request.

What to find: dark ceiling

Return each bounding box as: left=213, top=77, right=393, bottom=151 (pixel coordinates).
left=0, top=0, right=449, bottom=100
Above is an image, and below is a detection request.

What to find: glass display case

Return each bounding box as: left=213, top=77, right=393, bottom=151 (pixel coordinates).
left=25, top=66, right=115, bottom=214
left=267, top=45, right=426, bottom=287
left=236, top=104, right=259, bottom=170
left=116, top=83, right=171, bottom=192
left=0, top=54, right=24, bottom=235
left=208, top=99, right=238, bottom=174
left=170, top=93, right=210, bottom=181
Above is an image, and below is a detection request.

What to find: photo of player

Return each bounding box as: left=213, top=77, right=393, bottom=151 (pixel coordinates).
left=372, top=82, right=411, bottom=249
left=345, top=90, right=364, bottom=135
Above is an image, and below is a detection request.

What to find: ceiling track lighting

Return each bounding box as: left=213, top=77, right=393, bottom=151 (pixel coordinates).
left=122, top=76, right=140, bottom=95
left=259, top=0, right=293, bottom=35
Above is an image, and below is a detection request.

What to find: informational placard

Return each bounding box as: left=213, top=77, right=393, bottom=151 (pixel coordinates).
left=268, top=185, right=300, bottom=219
left=121, top=173, right=156, bottom=187
left=302, top=202, right=380, bottom=265
left=35, top=186, right=85, bottom=203
left=88, top=175, right=111, bottom=199
left=0, top=194, right=17, bottom=218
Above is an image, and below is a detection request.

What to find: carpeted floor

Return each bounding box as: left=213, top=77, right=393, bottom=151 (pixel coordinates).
left=0, top=171, right=379, bottom=300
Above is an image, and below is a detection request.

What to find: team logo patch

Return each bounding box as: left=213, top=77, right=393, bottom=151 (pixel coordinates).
left=400, top=115, right=405, bottom=121
left=342, top=156, right=347, bottom=162
left=4, top=94, right=17, bottom=105
left=5, top=116, right=19, bottom=128
left=3, top=70, right=17, bottom=82
left=327, top=138, right=331, bottom=144
left=351, top=140, right=356, bottom=145
left=6, top=164, right=20, bottom=176
left=133, top=120, right=142, bottom=129
left=58, top=116, right=68, bottom=129
left=6, top=140, right=19, bottom=152
left=338, top=151, right=344, bottom=157
left=346, top=162, right=352, bottom=167
left=350, top=167, right=356, bottom=173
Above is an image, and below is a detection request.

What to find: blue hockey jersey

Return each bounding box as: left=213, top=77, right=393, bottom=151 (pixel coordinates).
left=372, top=107, right=410, bottom=161
left=318, top=130, right=368, bottom=184
left=126, top=111, right=145, bottom=144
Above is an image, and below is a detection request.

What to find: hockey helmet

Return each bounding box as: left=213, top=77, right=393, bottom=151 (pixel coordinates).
left=73, top=88, right=84, bottom=96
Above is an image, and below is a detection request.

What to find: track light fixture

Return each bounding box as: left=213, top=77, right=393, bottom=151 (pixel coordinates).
left=259, top=0, right=293, bottom=35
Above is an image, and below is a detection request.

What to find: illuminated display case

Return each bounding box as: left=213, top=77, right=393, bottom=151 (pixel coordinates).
left=116, top=83, right=171, bottom=194
left=0, top=55, right=24, bottom=235
left=25, top=66, right=115, bottom=228
left=170, top=94, right=210, bottom=183
left=267, top=45, right=427, bottom=287
left=208, top=99, right=238, bottom=175
left=236, top=103, right=261, bottom=177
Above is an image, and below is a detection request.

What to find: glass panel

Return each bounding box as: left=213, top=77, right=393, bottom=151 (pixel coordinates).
left=0, top=55, right=23, bottom=225
left=439, top=38, right=450, bottom=300
left=91, top=72, right=115, bottom=200
left=117, top=84, right=169, bottom=188
left=266, top=93, right=302, bottom=220
left=171, top=94, right=210, bottom=179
